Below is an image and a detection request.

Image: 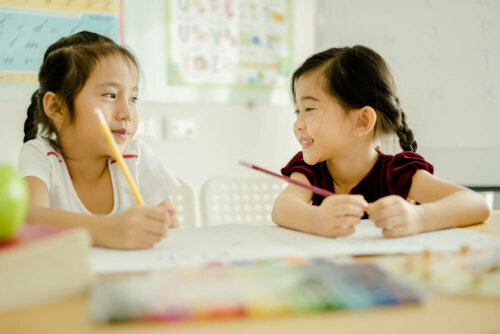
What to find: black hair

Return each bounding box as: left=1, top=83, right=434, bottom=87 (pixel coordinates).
left=291, top=45, right=417, bottom=152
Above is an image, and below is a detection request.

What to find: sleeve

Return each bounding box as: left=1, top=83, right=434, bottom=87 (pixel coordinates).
left=281, top=151, right=321, bottom=188
left=18, top=141, right=52, bottom=190
left=386, top=151, right=434, bottom=199
left=137, top=142, right=180, bottom=206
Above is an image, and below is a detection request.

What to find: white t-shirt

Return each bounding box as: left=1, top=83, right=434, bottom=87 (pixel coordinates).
left=18, top=137, right=179, bottom=215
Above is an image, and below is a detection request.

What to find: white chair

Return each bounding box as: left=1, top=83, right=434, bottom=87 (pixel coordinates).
left=170, top=178, right=198, bottom=227
left=200, top=176, right=286, bottom=226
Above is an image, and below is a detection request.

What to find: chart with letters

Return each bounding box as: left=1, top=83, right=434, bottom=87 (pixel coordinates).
left=166, top=0, right=292, bottom=89
left=0, top=0, right=121, bottom=83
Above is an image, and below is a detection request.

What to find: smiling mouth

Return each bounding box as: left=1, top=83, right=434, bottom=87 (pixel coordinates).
left=300, top=138, right=314, bottom=147
left=112, top=130, right=129, bottom=140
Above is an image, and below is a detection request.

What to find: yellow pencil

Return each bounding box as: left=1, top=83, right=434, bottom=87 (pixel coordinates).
left=94, top=108, right=144, bottom=205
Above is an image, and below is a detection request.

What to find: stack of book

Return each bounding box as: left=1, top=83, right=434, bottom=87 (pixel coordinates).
left=0, top=224, right=94, bottom=312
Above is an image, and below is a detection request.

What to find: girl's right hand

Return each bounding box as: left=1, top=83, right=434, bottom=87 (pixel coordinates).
left=313, top=195, right=368, bottom=238
left=96, top=205, right=170, bottom=250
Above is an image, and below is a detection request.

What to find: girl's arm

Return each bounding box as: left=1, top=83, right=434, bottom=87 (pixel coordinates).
left=272, top=172, right=367, bottom=237
left=25, top=176, right=171, bottom=249
left=408, top=170, right=490, bottom=231
left=272, top=172, right=318, bottom=234
left=367, top=170, right=490, bottom=237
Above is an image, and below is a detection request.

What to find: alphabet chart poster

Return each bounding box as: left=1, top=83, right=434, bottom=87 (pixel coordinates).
left=0, top=0, right=122, bottom=83
left=166, top=0, right=292, bottom=89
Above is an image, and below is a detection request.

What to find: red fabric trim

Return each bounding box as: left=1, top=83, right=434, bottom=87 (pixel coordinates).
left=110, top=154, right=138, bottom=164
left=46, top=151, right=62, bottom=162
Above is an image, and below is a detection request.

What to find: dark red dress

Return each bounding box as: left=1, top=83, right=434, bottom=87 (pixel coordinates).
left=281, top=149, right=434, bottom=206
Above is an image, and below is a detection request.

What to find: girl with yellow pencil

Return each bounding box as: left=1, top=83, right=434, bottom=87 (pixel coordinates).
left=18, top=31, right=179, bottom=250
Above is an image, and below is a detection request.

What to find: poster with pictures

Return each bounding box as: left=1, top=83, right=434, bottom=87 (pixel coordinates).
left=167, top=0, right=292, bottom=89
left=0, top=0, right=121, bottom=83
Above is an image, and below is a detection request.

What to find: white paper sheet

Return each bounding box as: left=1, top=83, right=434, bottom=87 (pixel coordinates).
left=90, top=220, right=500, bottom=273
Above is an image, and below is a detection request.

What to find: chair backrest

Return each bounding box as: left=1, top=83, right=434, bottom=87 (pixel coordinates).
left=200, top=176, right=286, bottom=226
left=170, top=178, right=198, bottom=227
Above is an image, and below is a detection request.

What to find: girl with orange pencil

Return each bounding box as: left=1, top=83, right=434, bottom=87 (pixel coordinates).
left=272, top=46, right=490, bottom=238
left=19, top=31, right=179, bottom=250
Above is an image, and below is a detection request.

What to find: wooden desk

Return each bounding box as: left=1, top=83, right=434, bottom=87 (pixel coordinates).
left=2, top=212, right=500, bottom=334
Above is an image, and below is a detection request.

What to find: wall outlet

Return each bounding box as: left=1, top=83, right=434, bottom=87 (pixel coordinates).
left=168, top=119, right=197, bottom=139
left=137, top=114, right=164, bottom=140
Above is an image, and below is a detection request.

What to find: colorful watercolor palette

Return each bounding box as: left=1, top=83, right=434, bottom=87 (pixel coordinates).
left=90, top=258, right=422, bottom=323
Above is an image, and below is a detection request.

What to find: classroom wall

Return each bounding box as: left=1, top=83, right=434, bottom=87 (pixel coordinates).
left=0, top=0, right=313, bottom=197
left=314, top=0, right=500, bottom=188
left=1, top=0, right=499, bottom=210
left=119, top=0, right=314, bottom=191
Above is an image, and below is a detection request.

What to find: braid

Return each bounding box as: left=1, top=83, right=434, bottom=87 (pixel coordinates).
left=396, top=111, right=417, bottom=152
left=23, top=90, right=40, bottom=143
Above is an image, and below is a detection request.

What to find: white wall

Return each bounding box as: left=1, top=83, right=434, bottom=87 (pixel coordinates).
left=0, top=101, right=26, bottom=167
left=135, top=102, right=297, bottom=192
left=314, top=0, right=500, bottom=188
left=2, top=0, right=498, bottom=210
left=118, top=0, right=316, bottom=192
left=0, top=0, right=313, bottom=198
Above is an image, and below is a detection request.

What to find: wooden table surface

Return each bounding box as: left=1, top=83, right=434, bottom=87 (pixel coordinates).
left=1, top=211, right=499, bottom=334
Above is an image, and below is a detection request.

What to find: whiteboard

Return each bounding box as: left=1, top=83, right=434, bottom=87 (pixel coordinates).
left=314, top=0, right=500, bottom=186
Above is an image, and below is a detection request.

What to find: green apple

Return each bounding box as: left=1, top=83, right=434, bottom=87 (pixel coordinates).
left=0, top=165, right=29, bottom=241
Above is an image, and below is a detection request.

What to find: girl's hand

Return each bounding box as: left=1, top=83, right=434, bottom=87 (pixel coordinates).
left=313, top=195, right=368, bottom=238
left=367, top=195, right=423, bottom=238
left=157, top=198, right=179, bottom=228
left=97, top=205, right=169, bottom=250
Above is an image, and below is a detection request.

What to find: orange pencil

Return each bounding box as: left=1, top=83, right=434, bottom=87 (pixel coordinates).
left=94, top=108, right=144, bottom=205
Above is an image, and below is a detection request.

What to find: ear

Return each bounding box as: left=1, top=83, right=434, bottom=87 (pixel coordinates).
left=42, top=92, right=66, bottom=127
left=351, top=106, right=377, bottom=136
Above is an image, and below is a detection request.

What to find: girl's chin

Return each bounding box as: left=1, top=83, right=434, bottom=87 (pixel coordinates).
left=302, top=153, right=319, bottom=166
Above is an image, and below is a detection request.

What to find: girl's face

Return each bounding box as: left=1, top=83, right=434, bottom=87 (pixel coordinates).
left=293, top=69, right=356, bottom=165
left=64, top=54, right=139, bottom=158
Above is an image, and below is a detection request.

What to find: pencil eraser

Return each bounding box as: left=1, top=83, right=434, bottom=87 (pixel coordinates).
left=94, top=108, right=105, bottom=123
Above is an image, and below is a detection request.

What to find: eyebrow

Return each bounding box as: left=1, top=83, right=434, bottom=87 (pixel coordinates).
left=299, top=96, right=320, bottom=102
left=97, top=81, right=138, bottom=92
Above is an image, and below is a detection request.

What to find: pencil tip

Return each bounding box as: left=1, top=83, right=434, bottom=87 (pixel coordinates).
left=238, top=160, right=252, bottom=168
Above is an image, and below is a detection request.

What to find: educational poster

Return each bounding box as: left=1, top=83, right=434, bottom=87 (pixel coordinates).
left=167, top=0, right=292, bottom=89
left=0, top=0, right=121, bottom=83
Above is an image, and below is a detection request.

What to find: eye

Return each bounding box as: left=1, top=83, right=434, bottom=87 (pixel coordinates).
left=293, top=109, right=300, bottom=115
left=103, top=93, right=115, bottom=98
left=131, top=96, right=139, bottom=103
left=305, top=107, right=314, bottom=112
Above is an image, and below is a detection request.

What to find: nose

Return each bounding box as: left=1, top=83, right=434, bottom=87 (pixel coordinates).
left=294, top=113, right=304, bottom=133
left=116, top=100, right=133, bottom=121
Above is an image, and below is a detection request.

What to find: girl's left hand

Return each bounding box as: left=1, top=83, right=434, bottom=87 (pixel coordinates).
left=157, top=198, right=179, bottom=228
left=366, top=195, right=423, bottom=238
